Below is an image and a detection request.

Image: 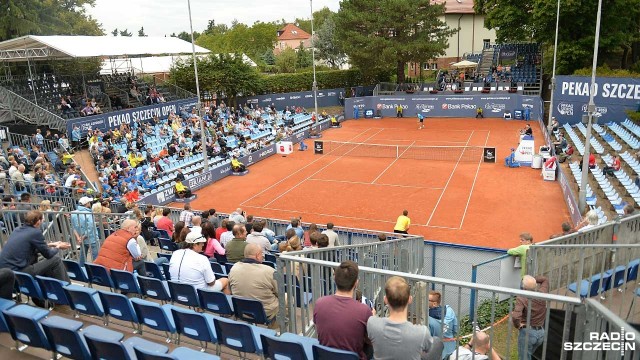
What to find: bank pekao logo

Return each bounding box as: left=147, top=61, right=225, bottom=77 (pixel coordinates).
left=415, top=104, right=434, bottom=113
left=442, top=103, right=448, bottom=110
left=557, top=102, right=574, bottom=116
left=442, top=103, right=476, bottom=110
left=484, top=103, right=506, bottom=113
left=564, top=329, right=635, bottom=355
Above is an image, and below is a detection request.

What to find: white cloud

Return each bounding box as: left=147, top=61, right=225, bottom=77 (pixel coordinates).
left=86, top=0, right=341, bottom=37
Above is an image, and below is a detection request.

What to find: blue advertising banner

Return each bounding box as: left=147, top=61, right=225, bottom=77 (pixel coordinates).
left=237, top=88, right=344, bottom=110
left=553, top=76, right=640, bottom=124
left=66, top=98, right=199, bottom=136
left=141, top=120, right=333, bottom=206
left=557, top=166, right=582, bottom=226
left=344, top=94, right=543, bottom=120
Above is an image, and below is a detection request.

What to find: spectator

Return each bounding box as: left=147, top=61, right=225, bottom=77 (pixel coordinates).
left=156, top=208, right=175, bottom=236
left=428, top=291, right=459, bottom=359
left=207, top=208, right=219, bottom=229
left=305, top=232, right=321, bottom=251
left=378, top=233, right=387, bottom=242
left=0, top=210, right=71, bottom=306
left=576, top=210, right=599, bottom=232
left=220, top=220, right=235, bottom=248
left=246, top=220, right=271, bottom=255
left=229, top=208, right=246, bottom=224
left=215, top=219, right=228, bottom=241
left=507, top=233, right=533, bottom=278
left=169, top=232, right=230, bottom=294
left=449, top=331, right=500, bottom=360
left=394, top=210, right=411, bottom=234
left=225, top=224, right=248, bottom=263
left=317, top=234, right=330, bottom=248
left=94, top=219, right=145, bottom=274
left=314, top=261, right=374, bottom=359
left=172, top=221, right=186, bottom=244
left=622, top=204, right=636, bottom=218
left=228, top=243, right=278, bottom=322
left=175, top=179, right=192, bottom=199
left=603, top=155, right=621, bottom=177
left=511, top=276, right=548, bottom=360
left=287, top=217, right=304, bottom=239
left=190, top=216, right=202, bottom=235
left=549, top=222, right=575, bottom=239
left=368, top=276, right=443, bottom=360
left=71, top=196, right=100, bottom=265
left=179, top=204, right=195, bottom=228
left=15, top=192, right=33, bottom=222
left=202, top=221, right=225, bottom=258
left=322, top=222, right=341, bottom=247
left=0, top=269, right=15, bottom=300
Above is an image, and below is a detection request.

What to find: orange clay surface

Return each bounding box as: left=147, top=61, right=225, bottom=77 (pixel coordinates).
left=176, top=117, right=570, bottom=249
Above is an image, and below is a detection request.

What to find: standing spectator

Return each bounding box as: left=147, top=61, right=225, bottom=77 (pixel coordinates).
left=428, top=291, right=459, bottom=360
left=368, top=276, right=443, bottom=360
left=0, top=210, right=71, bottom=306
left=507, top=233, right=533, bottom=278
left=394, top=210, right=411, bottom=234
left=511, top=276, right=548, bottom=360
left=71, top=196, right=100, bottom=265
left=449, top=331, right=500, bottom=360
left=156, top=208, right=175, bottom=237
left=225, top=224, right=248, bottom=263
left=321, top=222, right=341, bottom=247
left=169, top=232, right=230, bottom=294
left=94, top=219, right=145, bottom=274
left=228, top=243, right=278, bottom=322
left=314, top=261, right=374, bottom=360
left=71, top=125, right=82, bottom=149
left=179, top=203, right=194, bottom=227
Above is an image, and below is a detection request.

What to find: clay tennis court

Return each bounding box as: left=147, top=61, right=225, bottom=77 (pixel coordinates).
left=180, top=118, right=569, bottom=249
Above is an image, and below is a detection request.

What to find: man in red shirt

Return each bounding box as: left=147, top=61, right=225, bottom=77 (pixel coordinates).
left=215, top=219, right=228, bottom=241
left=588, top=153, right=596, bottom=168
left=156, top=208, right=175, bottom=237
left=603, top=155, right=621, bottom=176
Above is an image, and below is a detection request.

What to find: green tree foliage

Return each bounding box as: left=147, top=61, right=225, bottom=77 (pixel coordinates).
left=296, top=43, right=313, bottom=69
left=112, top=28, right=118, bottom=36
left=0, top=0, right=103, bottom=41
left=138, top=27, right=147, bottom=37
left=335, top=0, right=455, bottom=83
left=291, top=6, right=334, bottom=34
left=315, top=15, right=344, bottom=68
left=173, top=31, right=200, bottom=42
left=170, top=53, right=261, bottom=105
left=119, top=29, right=132, bottom=37
left=275, top=48, right=298, bottom=73
left=261, top=50, right=276, bottom=66
left=196, top=21, right=278, bottom=64
left=475, top=0, right=640, bottom=73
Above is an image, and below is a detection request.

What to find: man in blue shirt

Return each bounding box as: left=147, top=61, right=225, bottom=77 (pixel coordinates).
left=0, top=211, right=71, bottom=284
left=71, top=197, right=100, bottom=265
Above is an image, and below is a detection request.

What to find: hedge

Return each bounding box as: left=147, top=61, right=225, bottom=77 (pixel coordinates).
left=256, top=69, right=376, bottom=95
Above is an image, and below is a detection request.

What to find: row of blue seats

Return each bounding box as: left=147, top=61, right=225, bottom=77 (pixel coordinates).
left=622, top=118, right=640, bottom=139
left=568, top=259, right=640, bottom=298
left=592, top=124, right=623, bottom=152
left=608, top=122, right=640, bottom=150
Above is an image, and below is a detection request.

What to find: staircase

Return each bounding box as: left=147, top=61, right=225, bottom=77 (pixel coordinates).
left=478, top=47, right=495, bottom=76
left=0, top=86, right=67, bottom=131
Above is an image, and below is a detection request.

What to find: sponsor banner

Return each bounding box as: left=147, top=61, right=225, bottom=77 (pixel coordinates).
left=499, top=48, right=517, bottom=60
left=314, top=140, right=324, bottom=154
left=515, top=137, right=535, bottom=164
left=66, top=98, right=198, bottom=136
left=557, top=166, right=583, bottom=226
left=237, top=88, right=344, bottom=110
left=553, top=76, right=640, bottom=124
left=344, top=94, right=543, bottom=120
left=483, top=147, right=496, bottom=163
left=364, top=109, right=374, bottom=118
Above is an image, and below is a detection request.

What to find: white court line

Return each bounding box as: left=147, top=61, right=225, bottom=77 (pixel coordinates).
left=371, top=141, right=415, bottom=184
left=307, top=178, right=443, bottom=190
left=378, top=139, right=468, bottom=144
left=239, top=127, right=373, bottom=206
left=459, top=131, right=491, bottom=229
left=242, top=204, right=459, bottom=230
left=262, top=128, right=385, bottom=207
left=425, top=130, right=475, bottom=226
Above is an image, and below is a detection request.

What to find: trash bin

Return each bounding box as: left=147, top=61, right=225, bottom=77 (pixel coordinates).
left=532, top=154, right=543, bottom=169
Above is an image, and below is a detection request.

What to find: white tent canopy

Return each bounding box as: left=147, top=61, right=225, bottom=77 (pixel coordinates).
left=0, top=35, right=210, bottom=62
left=451, top=60, right=478, bottom=68
left=101, top=54, right=257, bottom=75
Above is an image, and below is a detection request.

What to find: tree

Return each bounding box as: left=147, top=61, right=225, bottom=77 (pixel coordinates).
left=475, top=0, right=640, bottom=73
left=315, top=15, right=345, bottom=68
left=175, top=31, right=200, bottom=42
left=119, top=29, right=132, bottom=37
left=112, top=28, right=118, bottom=36
left=275, top=48, right=298, bottom=73
left=170, top=53, right=261, bottom=106
left=296, top=43, right=313, bottom=69
left=261, top=50, right=276, bottom=65
left=196, top=20, right=278, bottom=64
left=138, top=27, right=147, bottom=37
left=335, top=0, right=455, bottom=83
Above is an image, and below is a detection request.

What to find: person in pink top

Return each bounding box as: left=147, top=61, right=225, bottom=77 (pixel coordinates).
left=202, top=222, right=225, bottom=258
left=156, top=208, right=175, bottom=237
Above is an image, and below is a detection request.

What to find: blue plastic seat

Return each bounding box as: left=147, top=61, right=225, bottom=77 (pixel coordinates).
left=0, top=298, right=16, bottom=333
left=35, top=275, right=70, bottom=306
left=98, top=290, right=140, bottom=331
left=63, top=259, right=89, bottom=283
left=2, top=304, right=50, bottom=352
left=162, top=263, right=172, bottom=280
left=278, top=332, right=319, bottom=360
left=14, top=271, right=46, bottom=306
left=260, top=332, right=309, bottom=360
left=224, top=262, right=234, bottom=274
left=313, top=344, right=359, bottom=360
left=171, top=347, right=221, bottom=359
left=137, top=275, right=172, bottom=303
left=41, top=315, right=90, bottom=360
left=567, top=271, right=613, bottom=298
left=198, top=289, right=234, bottom=316
left=145, top=261, right=166, bottom=280
left=84, top=263, right=115, bottom=290
left=159, top=238, right=178, bottom=252
left=64, top=284, right=105, bottom=318
left=232, top=296, right=270, bottom=325
left=130, top=297, right=176, bottom=342
left=212, top=316, right=276, bottom=356
left=170, top=306, right=217, bottom=351
left=210, top=262, right=225, bottom=275
left=83, top=325, right=169, bottom=360
left=157, top=253, right=172, bottom=262
left=168, top=281, right=200, bottom=308
left=109, top=269, right=142, bottom=296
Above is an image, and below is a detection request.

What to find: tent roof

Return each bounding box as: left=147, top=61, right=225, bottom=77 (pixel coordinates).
left=451, top=60, right=478, bottom=68
left=101, top=54, right=257, bottom=75
left=0, top=35, right=210, bottom=62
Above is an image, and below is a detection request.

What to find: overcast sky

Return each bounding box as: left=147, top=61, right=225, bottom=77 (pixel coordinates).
left=85, top=0, right=341, bottom=37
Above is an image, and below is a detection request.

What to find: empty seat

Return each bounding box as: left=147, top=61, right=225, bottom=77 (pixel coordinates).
left=41, top=315, right=90, bottom=360
left=168, top=281, right=200, bottom=308
left=2, top=304, right=50, bottom=352
left=85, top=263, right=115, bottom=290
left=35, top=275, right=70, bottom=306
left=212, top=316, right=276, bottom=357
left=110, top=269, right=142, bottom=296
left=170, top=306, right=217, bottom=351
left=198, top=289, right=234, bottom=316
left=64, top=284, right=105, bottom=318
left=137, top=275, right=172, bottom=303
left=14, top=271, right=46, bottom=306
left=63, top=260, right=89, bottom=283
left=98, top=290, right=140, bottom=331
left=130, top=297, right=176, bottom=342
left=313, top=344, right=359, bottom=360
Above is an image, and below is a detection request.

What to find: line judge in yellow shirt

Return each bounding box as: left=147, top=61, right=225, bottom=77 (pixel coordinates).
left=393, top=210, right=410, bottom=234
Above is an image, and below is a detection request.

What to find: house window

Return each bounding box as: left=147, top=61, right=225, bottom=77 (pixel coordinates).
left=422, top=63, right=429, bottom=70
left=431, top=63, right=438, bottom=70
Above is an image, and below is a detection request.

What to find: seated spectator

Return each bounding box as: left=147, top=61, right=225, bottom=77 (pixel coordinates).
left=549, top=222, right=575, bottom=239
left=314, top=261, right=374, bottom=359
left=220, top=220, right=235, bottom=247
left=169, top=232, right=230, bottom=294
left=603, top=155, right=621, bottom=176
left=231, top=156, right=246, bottom=172
left=225, top=224, right=248, bottom=263
left=368, top=276, right=443, bottom=360
left=0, top=211, right=71, bottom=307
left=287, top=217, right=304, bottom=239
left=156, top=208, right=174, bottom=237
left=94, top=219, right=146, bottom=274
left=576, top=210, right=599, bottom=232
left=378, top=233, right=387, bottom=242
left=246, top=220, right=271, bottom=255
left=228, top=243, right=278, bottom=322
left=303, top=223, right=320, bottom=247
left=175, top=179, right=192, bottom=199
left=553, top=134, right=567, bottom=154
left=203, top=221, right=225, bottom=258
left=449, top=331, right=500, bottom=360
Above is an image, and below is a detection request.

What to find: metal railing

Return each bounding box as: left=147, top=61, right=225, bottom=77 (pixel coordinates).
left=151, top=74, right=196, bottom=100
left=0, top=85, right=66, bottom=131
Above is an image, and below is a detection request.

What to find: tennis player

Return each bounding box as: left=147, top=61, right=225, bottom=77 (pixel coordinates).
left=417, top=113, right=425, bottom=130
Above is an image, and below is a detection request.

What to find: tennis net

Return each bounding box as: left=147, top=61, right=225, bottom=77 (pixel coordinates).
left=318, top=141, right=486, bottom=162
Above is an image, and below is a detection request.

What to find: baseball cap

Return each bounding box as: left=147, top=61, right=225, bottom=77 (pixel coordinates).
left=185, top=232, right=207, bottom=244
left=78, top=196, right=93, bottom=205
